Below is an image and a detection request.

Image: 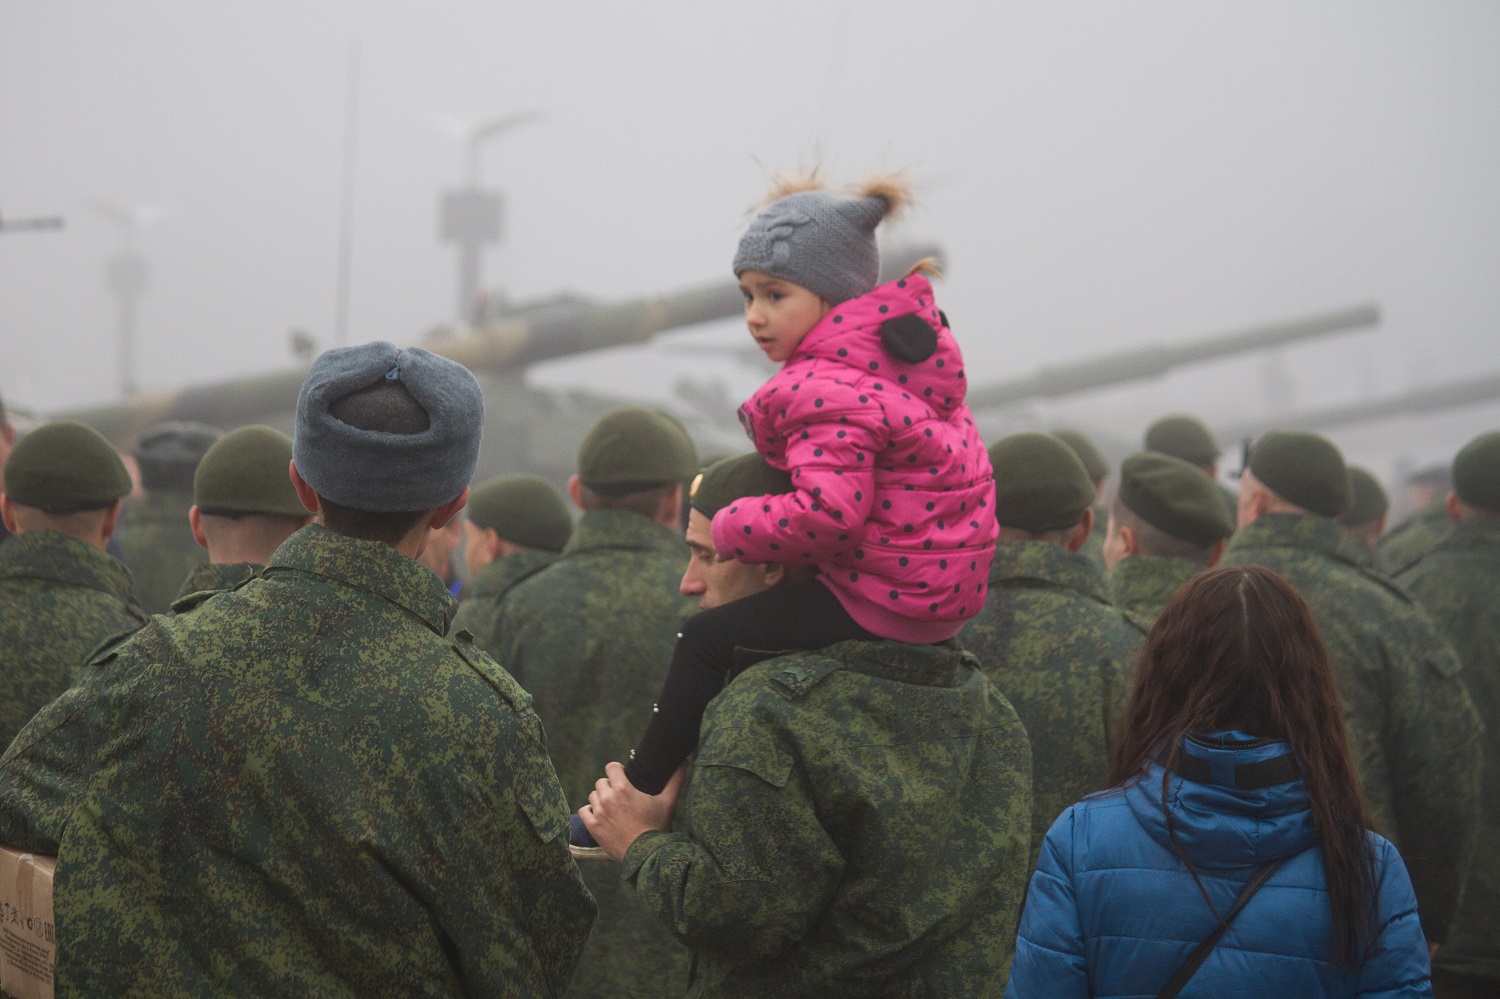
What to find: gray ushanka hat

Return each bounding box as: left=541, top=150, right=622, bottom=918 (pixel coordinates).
left=293, top=342, right=483, bottom=512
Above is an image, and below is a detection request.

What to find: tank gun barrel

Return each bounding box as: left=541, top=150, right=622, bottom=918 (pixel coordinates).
left=966, top=302, right=1380, bottom=411
left=55, top=243, right=943, bottom=444
left=1216, top=370, right=1500, bottom=440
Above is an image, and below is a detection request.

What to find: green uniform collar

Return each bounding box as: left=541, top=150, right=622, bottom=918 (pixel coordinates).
left=1107, top=555, right=1200, bottom=618
left=560, top=508, right=684, bottom=559
left=988, top=539, right=1111, bottom=606
left=1228, top=512, right=1370, bottom=571
left=172, top=561, right=260, bottom=606
left=264, top=524, right=456, bottom=635
left=1431, top=514, right=1500, bottom=555
left=0, top=530, right=136, bottom=604
left=463, top=549, right=557, bottom=603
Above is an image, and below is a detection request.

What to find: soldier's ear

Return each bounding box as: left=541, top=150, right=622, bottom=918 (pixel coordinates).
left=189, top=505, right=209, bottom=550
left=288, top=461, right=320, bottom=515
left=0, top=494, right=16, bottom=534
left=1446, top=491, right=1462, bottom=523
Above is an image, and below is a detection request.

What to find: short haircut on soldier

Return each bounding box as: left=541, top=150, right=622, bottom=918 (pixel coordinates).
left=317, top=380, right=432, bottom=545
left=576, top=480, right=679, bottom=518
left=1112, top=495, right=1219, bottom=566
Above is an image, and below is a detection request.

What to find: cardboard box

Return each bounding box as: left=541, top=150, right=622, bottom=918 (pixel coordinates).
left=0, top=846, right=55, bottom=999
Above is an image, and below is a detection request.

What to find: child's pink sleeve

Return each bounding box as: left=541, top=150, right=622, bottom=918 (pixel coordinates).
left=711, top=380, right=884, bottom=564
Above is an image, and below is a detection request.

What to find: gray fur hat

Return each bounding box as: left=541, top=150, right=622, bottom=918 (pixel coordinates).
left=732, top=174, right=910, bottom=305
left=293, top=342, right=483, bottom=512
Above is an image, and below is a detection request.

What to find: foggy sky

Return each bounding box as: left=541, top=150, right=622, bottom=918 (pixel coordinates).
left=3, top=0, right=1499, bottom=497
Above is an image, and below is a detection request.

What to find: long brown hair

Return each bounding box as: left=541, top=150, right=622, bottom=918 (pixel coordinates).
left=1109, top=565, right=1377, bottom=966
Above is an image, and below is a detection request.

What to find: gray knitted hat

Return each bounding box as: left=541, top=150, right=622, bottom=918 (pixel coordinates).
left=732, top=176, right=908, bottom=305
left=293, top=342, right=483, bottom=512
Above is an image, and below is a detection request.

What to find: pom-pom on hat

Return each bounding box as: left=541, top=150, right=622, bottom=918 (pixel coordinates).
left=1453, top=431, right=1500, bottom=512
left=1117, top=452, right=1234, bottom=547
left=467, top=475, right=573, bottom=553
left=4, top=421, right=132, bottom=513
left=989, top=432, right=1096, bottom=532
left=1344, top=467, right=1390, bottom=528
left=689, top=452, right=794, bottom=520
left=293, top=342, right=484, bottom=513
left=577, top=407, right=699, bottom=496
left=1145, top=415, right=1221, bottom=468
left=194, top=426, right=307, bottom=518
left=1248, top=430, right=1350, bottom=519
left=733, top=171, right=912, bottom=306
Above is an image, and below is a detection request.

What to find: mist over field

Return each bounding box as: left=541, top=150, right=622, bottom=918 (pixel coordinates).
left=3, top=1, right=1498, bottom=511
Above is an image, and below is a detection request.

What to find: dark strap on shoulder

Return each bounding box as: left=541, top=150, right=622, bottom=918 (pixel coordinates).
left=1157, top=858, right=1285, bottom=999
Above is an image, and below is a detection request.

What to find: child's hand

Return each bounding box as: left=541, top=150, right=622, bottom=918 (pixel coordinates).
left=579, top=762, right=686, bottom=862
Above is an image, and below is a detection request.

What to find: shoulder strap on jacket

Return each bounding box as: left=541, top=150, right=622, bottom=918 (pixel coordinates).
left=1157, top=858, right=1285, bottom=999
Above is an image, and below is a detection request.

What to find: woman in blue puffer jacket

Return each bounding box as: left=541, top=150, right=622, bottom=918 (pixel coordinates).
left=1007, top=565, right=1432, bottom=998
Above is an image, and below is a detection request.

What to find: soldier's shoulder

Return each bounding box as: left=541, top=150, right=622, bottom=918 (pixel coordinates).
left=446, top=630, right=538, bottom=720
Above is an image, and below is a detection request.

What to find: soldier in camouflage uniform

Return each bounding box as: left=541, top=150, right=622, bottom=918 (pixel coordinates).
left=961, top=433, right=1139, bottom=865
left=1343, top=465, right=1390, bottom=571
left=170, top=424, right=310, bottom=606
left=1144, top=413, right=1239, bottom=524
left=0, top=343, right=594, bottom=996
left=114, top=421, right=222, bottom=613
left=582, top=452, right=1033, bottom=996
left=1054, top=429, right=1110, bottom=568
left=449, top=474, right=573, bottom=651
left=491, top=407, right=697, bottom=999
left=0, top=421, right=144, bottom=748
left=1397, top=432, right=1500, bottom=999
left=1103, top=451, right=1233, bottom=627
left=1379, top=464, right=1452, bottom=575
left=1222, top=430, right=1482, bottom=948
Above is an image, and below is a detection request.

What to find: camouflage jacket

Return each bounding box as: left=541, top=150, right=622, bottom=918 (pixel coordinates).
left=624, top=639, right=1033, bottom=998
left=114, top=490, right=208, bottom=615
left=490, top=509, right=694, bottom=999
left=171, top=560, right=259, bottom=606
left=1106, top=554, right=1202, bottom=628
left=1397, top=517, right=1500, bottom=982
left=1223, top=512, right=1482, bottom=944
left=960, top=541, right=1140, bottom=865
left=448, top=549, right=558, bottom=651
left=0, top=524, right=595, bottom=997
left=1378, top=499, right=1451, bottom=576
left=0, top=531, right=145, bottom=749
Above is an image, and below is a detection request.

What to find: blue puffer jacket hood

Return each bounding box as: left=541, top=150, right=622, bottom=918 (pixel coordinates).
left=1007, top=732, right=1432, bottom=999
left=1126, top=730, right=1318, bottom=869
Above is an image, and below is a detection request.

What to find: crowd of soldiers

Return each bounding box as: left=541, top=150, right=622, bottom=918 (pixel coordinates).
left=0, top=349, right=1494, bottom=997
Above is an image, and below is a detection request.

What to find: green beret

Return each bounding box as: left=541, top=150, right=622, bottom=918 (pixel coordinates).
left=135, top=421, right=223, bottom=492
left=467, top=475, right=573, bottom=553
left=989, top=432, right=1096, bottom=532
left=1453, top=431, right=1500, bottom=512
left=578, top=407, right=699, bottom=496
left=1249, top=430, right=1349, bottom=518
left=193, top=426, right=307, bottom=518
left=1145, top=415, right=1220, bottom=467
left=1344, top=466, right=1389, bottom=527
left=1118, top=452, right=1233, bottom=546
left=689, top=452, right=794, bottom=519
left=3, top=421, right=132, bottom=513
left=1053, top=429, right=1108, bottom=482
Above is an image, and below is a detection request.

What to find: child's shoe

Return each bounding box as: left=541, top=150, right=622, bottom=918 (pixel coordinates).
left=568, top=813, right=607, bottom=861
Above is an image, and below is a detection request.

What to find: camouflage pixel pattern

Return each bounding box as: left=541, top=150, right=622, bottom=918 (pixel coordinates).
left=1222, top=512, right=1482, bottom=944
left=960, top=541, right=1141, bottom=864
left=1378, top=498, right=1451, bottom=576
left=623, top=639, right=1033, bottom=998
left=489, top=507, right=694, bottom=998
left=114, top=490, right=208, bottom=614
left=1397, top=516, right=1500, bottom=985
left=0, top=530, right=145, bottom=749
left=447, top=549, right=558, bottom=650
left=0, top=523, right=595, bottom=997
left=170, top=560, right=259, bottom=607
left=1106, top=554, right=1203, bottom=628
